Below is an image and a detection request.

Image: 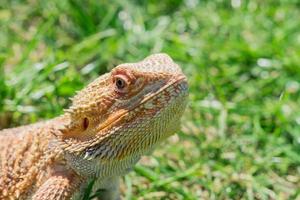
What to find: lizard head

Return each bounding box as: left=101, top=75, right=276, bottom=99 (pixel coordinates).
left=56, top=53, right=188, bottom=175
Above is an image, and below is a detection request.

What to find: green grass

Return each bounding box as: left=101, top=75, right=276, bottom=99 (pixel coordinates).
left=0, top=0, right=300, bottom=199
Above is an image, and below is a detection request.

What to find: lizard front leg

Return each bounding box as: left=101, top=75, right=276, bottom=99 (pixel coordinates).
left=32, top=166, right=82, bottom=200
left=94, top=176, right=120, bottom=200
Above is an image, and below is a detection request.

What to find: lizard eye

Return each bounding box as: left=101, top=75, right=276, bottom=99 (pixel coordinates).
left=114, top=75, right=128, bottom=93
left=116, top=77, right=126, bottom=89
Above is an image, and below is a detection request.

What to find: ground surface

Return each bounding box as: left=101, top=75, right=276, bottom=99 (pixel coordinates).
left=0, top=0, right=299, bottom=199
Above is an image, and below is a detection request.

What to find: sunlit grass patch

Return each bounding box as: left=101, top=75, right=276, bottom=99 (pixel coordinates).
left=0, top=0, right=299, bottom=199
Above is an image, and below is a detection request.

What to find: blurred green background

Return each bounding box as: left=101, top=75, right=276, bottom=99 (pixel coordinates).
left=0, top=0, right=299, bottom=199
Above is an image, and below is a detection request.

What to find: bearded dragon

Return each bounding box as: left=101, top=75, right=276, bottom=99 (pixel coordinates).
left=0, top=53, right=188, bottom=200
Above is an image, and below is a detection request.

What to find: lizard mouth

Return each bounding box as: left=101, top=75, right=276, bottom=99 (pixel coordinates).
left=95, top=76, right=188, bottom=134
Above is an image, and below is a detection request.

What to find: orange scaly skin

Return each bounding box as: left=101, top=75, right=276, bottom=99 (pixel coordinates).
left=0, top=54, right=188, bottom=199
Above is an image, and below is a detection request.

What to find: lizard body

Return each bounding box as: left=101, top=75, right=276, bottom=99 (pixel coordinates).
left=0, top=53, right=188, bottom=199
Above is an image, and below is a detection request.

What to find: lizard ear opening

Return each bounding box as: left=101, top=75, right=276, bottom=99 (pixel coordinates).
left=83, top=117, right=89, bottom=130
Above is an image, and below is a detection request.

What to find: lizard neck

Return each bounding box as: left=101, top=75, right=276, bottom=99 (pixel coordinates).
left=65, top=152, right=141, bottom=178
